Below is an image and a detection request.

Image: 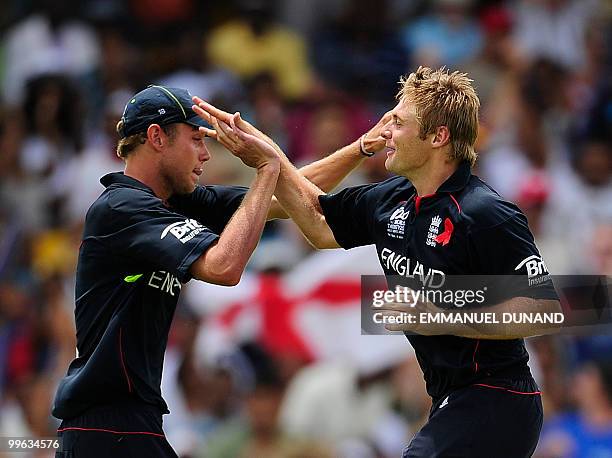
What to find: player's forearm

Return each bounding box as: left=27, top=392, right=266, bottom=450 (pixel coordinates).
left=297, top=139, right=365, bottom=192
left=195, top=164, right=279, bottom=285
left=267, top=139, right=365, bottom=220
left=274, top=162, right=339, bottom=249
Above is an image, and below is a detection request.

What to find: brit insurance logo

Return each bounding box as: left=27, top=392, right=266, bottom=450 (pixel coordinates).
left=387, top=205, right=410, bottom=238
left=161, top=219, right=205, bottom=243
left=515, top=255, right=550, bottom=286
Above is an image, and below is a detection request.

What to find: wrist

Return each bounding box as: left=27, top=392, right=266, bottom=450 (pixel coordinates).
left=359, top=134, right=383, bottom=157
left=257, top=160, right=280, bottom=174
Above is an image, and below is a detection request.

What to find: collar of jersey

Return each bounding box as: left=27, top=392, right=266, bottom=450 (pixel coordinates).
left=100, top=172, right=155, bottom=194
left=435, top=161, right=471, bottom=193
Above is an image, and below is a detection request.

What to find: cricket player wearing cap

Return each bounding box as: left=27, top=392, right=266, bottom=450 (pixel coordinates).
left=51, top=85, right=389, bottom=457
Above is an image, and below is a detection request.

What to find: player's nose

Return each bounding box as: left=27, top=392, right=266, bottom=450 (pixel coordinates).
left=200, top=143, right=211, bottom=162
left=382, top=129, right=392, bottom=140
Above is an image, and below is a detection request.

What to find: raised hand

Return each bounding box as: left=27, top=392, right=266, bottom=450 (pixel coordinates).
left=191, top=96, right=283, bottom=154
left=362, top=110, right=393, bottom=154
left=206, top=111, right=279, bottom=170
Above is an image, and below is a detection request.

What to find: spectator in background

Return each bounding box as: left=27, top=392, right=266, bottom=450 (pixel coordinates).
left=280, top=339, right=415, bottom=457
left=162, top=309, right=242, bottom=457
left=237, top=73, right=288, bottom=155
left=130, top=0, right=196, bottom=27
left=206, top=0, right=313, bottom=101
left=480, top=59, right=574, bottom=202
left=464, top=5, right=524, bottom=150
left=1, top=0, right=100, bottom=107
left=157, top=26, right=242, bottom=107
left=84, top=20, right=142, bottom=127
left=311, top=0, right=408, bottom=104
left=286, top=93, right=374, bottom=165
left=590, top=223, right=612, bottom=275
left=515, top=175, right=572, bottom=274
left=0, top=107, right=25, bottom=212
left=54, top=88, right=127, bottom=226
left=201, top=343, right=332, bottom=458
left=401, top=0, right=482, bottom=69
left=0, top=1, right=609, bottom=455
left=537, top=358, right=612, bottom=458
left=543, top=139, right=612, bottom=274
left=0, top=75, right=84, bottom=230
left=513, top=0, right=599, bottom=69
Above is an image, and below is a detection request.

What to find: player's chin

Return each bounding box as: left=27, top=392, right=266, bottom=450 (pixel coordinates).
left=384, top=155, right=397, bottom=173
left=178, top=177, right=198, bottom=194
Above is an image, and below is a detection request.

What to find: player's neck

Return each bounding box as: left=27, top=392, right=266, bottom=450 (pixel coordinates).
left=408, top=157, right=459, bottom=197
left=124, top=155, right=172, bottom=201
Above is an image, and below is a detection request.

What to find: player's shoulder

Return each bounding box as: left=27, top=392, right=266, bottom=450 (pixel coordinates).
left=94, top=172, right=163, bottom=212
left=195, top=184, right=248, bottom=200
left=377, top=174, right=413, bottom=193
left=352, top=174, right=412, bottom=200
left=459, top=175, right=525, bottom=230
left=104, top=185, right=162, bottom=213
left=84, top=179, right=163, bottom=233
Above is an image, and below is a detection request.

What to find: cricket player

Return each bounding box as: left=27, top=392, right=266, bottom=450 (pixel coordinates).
left=200, top=67, right=562, bottom=457
left=51, top=85, right=388, bottom=457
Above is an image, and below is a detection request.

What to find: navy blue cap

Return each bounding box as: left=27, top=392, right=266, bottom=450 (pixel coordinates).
left=118, top=85, right=207, bottom=138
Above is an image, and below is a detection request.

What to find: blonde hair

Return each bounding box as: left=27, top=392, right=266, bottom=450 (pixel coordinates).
left=115, top=120, right=176, bottom=159
left=397, top=66, right=480, bottom=166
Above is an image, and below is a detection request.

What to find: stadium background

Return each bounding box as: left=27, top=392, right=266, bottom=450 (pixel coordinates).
left=0, top=0, right=610, bottom=456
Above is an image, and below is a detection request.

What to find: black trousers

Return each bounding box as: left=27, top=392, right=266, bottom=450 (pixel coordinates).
left=55, top=401, right=177, bottom=458
left=403, top=379, right=544, bottom=458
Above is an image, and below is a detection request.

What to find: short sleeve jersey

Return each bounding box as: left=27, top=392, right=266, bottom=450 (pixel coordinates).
left=52, top=173, right=246, bottom=419
left=319, top=161, right=558, bottom=400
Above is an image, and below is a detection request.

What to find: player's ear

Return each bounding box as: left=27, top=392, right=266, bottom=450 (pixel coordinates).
left=431, top=125, right=451, bottom=148
left=147, top=124, right=164, bottom=149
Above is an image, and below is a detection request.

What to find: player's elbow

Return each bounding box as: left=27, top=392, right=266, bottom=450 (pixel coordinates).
left=308, top=228, right=339, bottom=249
left=189, top=248, right=244, bottom=286
left=217, top=268, right=242, bottom=286
left=308, top=235, right=336, bottom=249
left=192, top=264, right=242, bottom=286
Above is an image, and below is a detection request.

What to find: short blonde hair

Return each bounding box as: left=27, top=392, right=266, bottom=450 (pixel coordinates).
left=115, top=120, right=176, bottom=159
left=397, top=66, right=480, bottom=166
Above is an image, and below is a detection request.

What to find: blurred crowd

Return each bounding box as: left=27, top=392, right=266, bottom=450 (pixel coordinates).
left=0, top=0, right=610, bottom=457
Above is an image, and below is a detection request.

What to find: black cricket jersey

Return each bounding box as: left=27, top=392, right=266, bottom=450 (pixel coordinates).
left=319, top=161, right=558, bottom=401
left=52, top=173, right=246, bottom=420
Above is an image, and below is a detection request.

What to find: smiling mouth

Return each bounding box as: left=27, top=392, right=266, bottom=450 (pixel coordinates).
left=193, top=168, right=203, bottom=176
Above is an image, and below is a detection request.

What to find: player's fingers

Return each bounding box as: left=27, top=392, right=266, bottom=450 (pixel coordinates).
left=230, top=112, right=249, bottom=141
left=192, top=104, right=212, bottom=123
left=199, top=126, right=216, bottom=139
left=376, top=302, right=413, bottom=313
left=384, top=323, right=407, bottom=332
left=216, top=117, right=240, bottom=144
left=210, top=117, right=235, bottom=148
left=213, top=117, right=242, bottom=152
left=233, top=111, right=251, bottom=130
left=195, top=99, right=232, bottom=124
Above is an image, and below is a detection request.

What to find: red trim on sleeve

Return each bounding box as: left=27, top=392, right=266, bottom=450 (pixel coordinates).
left=473, top=383, right=542, bottom=395
left=57, top=427, right=165, bottom=438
